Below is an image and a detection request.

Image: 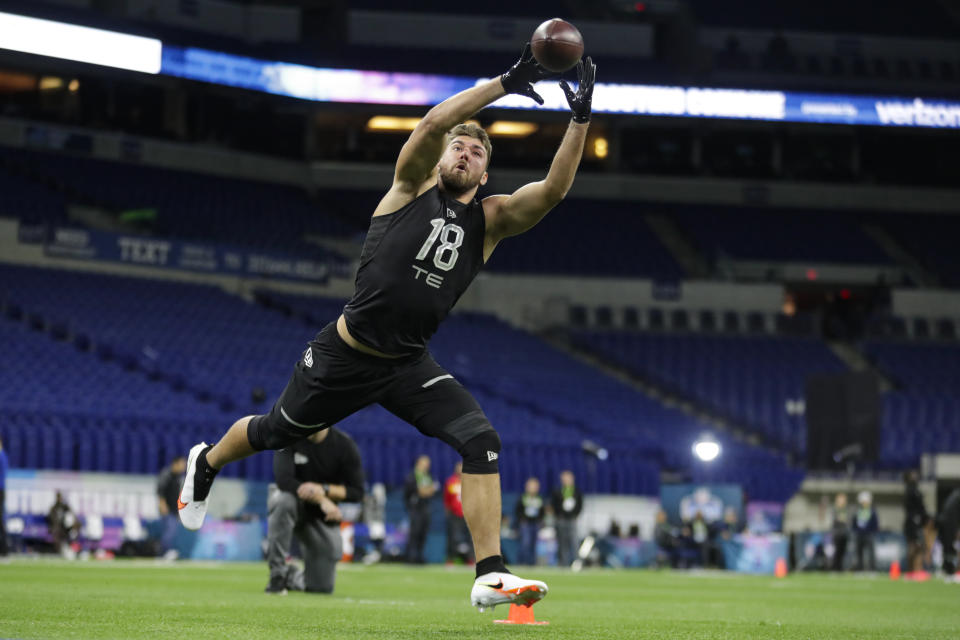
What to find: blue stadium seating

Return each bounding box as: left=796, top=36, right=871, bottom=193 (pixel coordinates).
left=863, top=340, right=960, bottom=467
left=484, top=199, right=684, bottom=279
left=675, top=206, right=892, bottom=266
left=877, top=214, right=960, bottom=288
left=571, top=331, right=848, bottom=454
left=0, top=146, right=358, bottom=252
left=0, top=159, right=67, bottom=226
left=0, top=265, right=802, bottom=500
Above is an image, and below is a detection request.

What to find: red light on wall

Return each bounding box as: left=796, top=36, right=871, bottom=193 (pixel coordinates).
left=840, top=289, right=851, bottom=299
left=634, top=2, right=647, bottom=11
left=806, top=268, right=818, bottom=280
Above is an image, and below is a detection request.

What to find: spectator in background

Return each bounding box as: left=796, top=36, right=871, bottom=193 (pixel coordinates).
left=514, top=477, right=545, bottom=566
left=852, top=491, right=878, bottom=572
left=691, top=511, right=710, bottom=567
left=156, top=455, right=187, bottom=561
left=654, top=509, right=677, bottom=568
left=831, top=493, right=850, bottom=571
left=47, top=491, right=80, bottom=558
left=362, top=482, right=387, bottom=565
left=266, top=426, right=364, bottom=594
left=712, top=506, right=741, bottom=568
left=551, top=470, right=583, bottom=567
left=403, top=455, right=437, bottom=564
left=444, top=462, right=473, bottom=565
left=0, top=435, right=8, bottom=558
left=903, top=470, right=929, bottom=574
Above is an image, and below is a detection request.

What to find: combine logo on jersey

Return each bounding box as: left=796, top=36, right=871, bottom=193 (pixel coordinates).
left=294, top=453, right=309, bottom=465
left=446, top=208, right=457, bottom=219
left=303, top=347, right=314, bottom=367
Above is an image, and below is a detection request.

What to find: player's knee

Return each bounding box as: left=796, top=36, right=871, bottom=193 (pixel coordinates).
left=459, top=428, right=501, bottom=474
left=247, top=413, right=299, bottom=451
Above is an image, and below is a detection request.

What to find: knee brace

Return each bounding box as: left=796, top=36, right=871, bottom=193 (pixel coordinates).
left=458, top=428, right=502, bottom=474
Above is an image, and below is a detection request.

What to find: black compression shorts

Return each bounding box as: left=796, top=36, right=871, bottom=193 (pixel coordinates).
left=248, top=322, right=493, bottom=453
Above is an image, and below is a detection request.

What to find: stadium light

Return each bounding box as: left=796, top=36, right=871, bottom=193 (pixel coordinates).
left=692, top=435, right=721, bottom=462
left=581, top=439, right=609, bottom=461
left=486, top=121, right=538, bottom=137
left=593, top=136, right=609, bottom=158
left=366, top=116, right=422, bottom=132
left=0, top=11, right=162, bottom=74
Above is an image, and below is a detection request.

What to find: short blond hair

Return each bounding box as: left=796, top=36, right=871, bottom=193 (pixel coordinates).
left=445, top=123, right=492, bottom=167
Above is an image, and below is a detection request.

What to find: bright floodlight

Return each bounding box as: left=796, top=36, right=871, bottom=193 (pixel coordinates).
left=0, top=12, right=162, bottom=74
left=693, top=438, right=721, bottom=462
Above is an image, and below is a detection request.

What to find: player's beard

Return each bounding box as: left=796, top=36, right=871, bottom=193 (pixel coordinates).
left=439, top=166, right=479, bottom=198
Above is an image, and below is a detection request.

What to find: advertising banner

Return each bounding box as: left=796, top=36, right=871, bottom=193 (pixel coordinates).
left=721, top=533, right=789, bottom=574
left=41, top=226, right=337, bottom=283
left=161, top=45, right=960, bottom=129
left=660, top=484, right=744, bottom=525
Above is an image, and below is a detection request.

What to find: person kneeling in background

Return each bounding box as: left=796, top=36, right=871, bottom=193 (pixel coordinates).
left=265, top=427, right=364, bottom=595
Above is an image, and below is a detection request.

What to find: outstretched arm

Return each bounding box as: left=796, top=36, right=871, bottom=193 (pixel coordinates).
left=389, top=79, right=505, bottom=195
left=374, top=45, right=554, bottom=216
left=483, top=58, right=596, bottom=247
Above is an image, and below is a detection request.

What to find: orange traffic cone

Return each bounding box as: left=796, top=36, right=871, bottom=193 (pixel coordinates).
left=774, top=557, right=788, bottom=578
left=889, top=561, right=901, bottom=580
left=494, top=603, right=549, bottom=625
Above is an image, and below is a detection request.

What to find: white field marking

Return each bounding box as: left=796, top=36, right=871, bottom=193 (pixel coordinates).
left=341, top=598, right=417, bottom=607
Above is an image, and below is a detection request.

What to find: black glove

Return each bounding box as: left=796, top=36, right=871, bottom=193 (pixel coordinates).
left=500, top=43, right=554, bottom=105
left=559, top=57, right=596, bottom=123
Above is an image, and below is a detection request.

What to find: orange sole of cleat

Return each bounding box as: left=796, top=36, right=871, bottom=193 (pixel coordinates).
left=513, top=586, right=544, bottom=607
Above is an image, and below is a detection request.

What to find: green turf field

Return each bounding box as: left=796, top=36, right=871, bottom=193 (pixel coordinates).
left=0, top=559, right=957, bottom=639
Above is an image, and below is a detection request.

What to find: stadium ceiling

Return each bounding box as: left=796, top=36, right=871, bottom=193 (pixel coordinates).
left=1, top=11, right=958, bottom=130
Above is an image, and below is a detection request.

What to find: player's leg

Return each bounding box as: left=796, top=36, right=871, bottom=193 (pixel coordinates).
left=179, top=322, right=377, bottom=530
left=206, top=416, right=257, bottom=469
left=379, top=356, right=547, bottom=610
left=265, top=485, right=299, bottom=594
left=460, top=471, right=502, bottom=562
left=298, top=519, right=342, bottom=593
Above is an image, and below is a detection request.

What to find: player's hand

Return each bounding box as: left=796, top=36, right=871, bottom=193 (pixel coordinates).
left=500, top=43, right=554, bottom=105
left=559, top=57, right=596, bottom=123
left=297, top=482, right=325, bottom=502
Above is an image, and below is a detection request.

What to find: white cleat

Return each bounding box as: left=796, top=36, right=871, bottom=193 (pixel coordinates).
left=471, top=572, right=548, bottom=612
left=178, top=442, right=211, bottom=531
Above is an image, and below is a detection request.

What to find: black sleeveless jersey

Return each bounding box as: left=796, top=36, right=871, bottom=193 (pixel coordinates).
left=342, top=185, right=486, bottom=356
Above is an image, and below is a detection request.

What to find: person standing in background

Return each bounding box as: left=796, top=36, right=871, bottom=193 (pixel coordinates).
left=514, top=477, right=545, bottom=566
left=831, top=493, right=850, bottom=571
left=690, top=511, right=710, bottom=567
left=443, top=462, right=473, bottom=565
left=404, top=455, right=437, bottom=564
left=903, top=471, right=929, bottom=574
left=551, top=470, right=583, bottom=567
left=852, top=491, right=878, bottom=572
left=362, top=483, right=387, bottom=565
left=0, top=435, right=8, bottom=558
left=47, top=491, right=80, bottom=558
left=156, top=455, right=187, bottom=560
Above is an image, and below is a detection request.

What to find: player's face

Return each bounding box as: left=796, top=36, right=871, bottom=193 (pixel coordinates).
left=438, top=136, right=488, bottom=194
